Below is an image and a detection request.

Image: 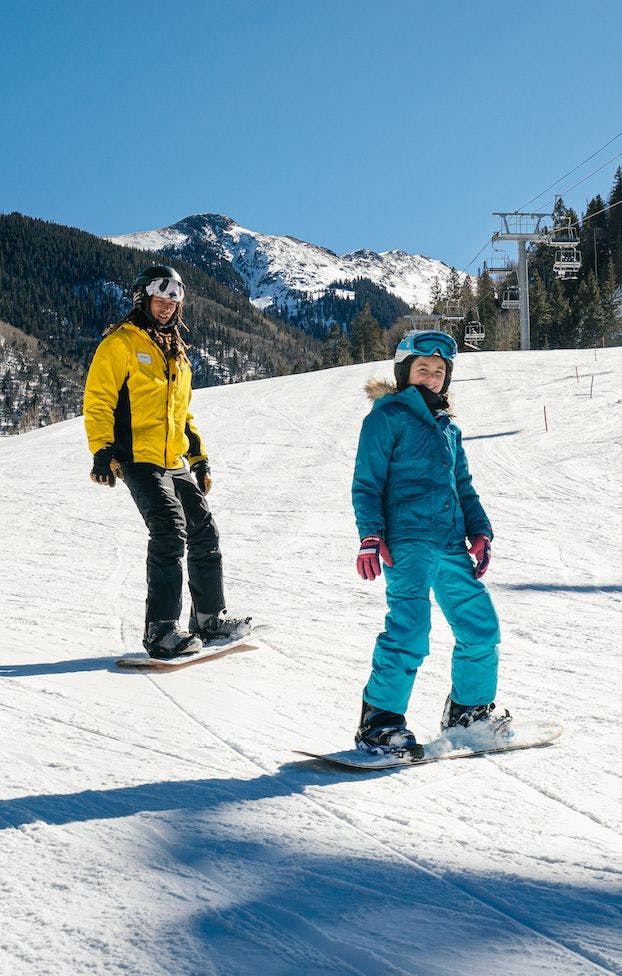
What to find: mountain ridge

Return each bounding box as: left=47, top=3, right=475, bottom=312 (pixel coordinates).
left=107, top=212, right=469, bottom=318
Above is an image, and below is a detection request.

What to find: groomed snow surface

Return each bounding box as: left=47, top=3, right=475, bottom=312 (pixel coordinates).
left=1, top=347, right=621, bottom=976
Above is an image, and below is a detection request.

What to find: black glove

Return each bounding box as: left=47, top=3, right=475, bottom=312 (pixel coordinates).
left=191, top=460, right=212, bottom=494
left=90, top=447, right=119, bottom=487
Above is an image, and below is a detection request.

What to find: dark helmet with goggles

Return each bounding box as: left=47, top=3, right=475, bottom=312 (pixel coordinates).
left=394, top=329, right=457, bottom=393
left=132, top=265, right=185, bottom=306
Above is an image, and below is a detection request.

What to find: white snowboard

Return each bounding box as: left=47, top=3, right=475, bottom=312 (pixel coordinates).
left=296, top=722, right=563, bottom=770
left=115, top=627, right=269, bottom=671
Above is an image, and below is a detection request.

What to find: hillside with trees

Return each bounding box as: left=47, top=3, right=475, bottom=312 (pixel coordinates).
left=3, top=167, right=621, bottom=432
left=0, top=320, right=82, bottom=433
left=468, top=169, right=622, bottom=352
left=0, top=213, right=320, bottom=433
left=270, top=277, right=411, bottom=340
left=320, top=169, right=622, bottom=366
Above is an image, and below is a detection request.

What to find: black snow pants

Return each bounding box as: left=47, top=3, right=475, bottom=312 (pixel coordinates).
left=121, top=462, right=225, bottom=632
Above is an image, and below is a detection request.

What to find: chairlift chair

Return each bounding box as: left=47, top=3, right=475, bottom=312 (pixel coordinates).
left=464, top=321, right=485, bottom=343
left=548, top=215, right=578, bottom=247
left=555, top=266, right=579, bottom=281
left=501, top=285, right=520, bottom=310
left=405, top=314, right=444, bottom=331
left=553, top=247, right=582, bottom=275
left=441, top=298, right=464, bottom=320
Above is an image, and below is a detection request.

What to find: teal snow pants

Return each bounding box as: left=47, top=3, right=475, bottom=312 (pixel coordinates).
left=363, top=541, right=501, bottom=716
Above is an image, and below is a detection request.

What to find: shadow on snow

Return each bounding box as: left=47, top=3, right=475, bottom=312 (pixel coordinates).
left=1, top=761, right=618, bottom=974
left=0, top=656, right=119, bottom=677
left=498, top=583, right=622, bottom=593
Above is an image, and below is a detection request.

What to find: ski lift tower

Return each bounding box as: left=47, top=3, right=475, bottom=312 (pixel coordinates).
left=492, top=212, right=551, bottom=350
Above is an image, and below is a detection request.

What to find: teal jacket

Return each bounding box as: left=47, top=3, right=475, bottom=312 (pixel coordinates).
left=352, top=382, right=492, bottom=548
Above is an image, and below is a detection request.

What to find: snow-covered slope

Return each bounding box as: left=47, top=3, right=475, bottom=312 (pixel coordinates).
left=1, top=348, right=621, bottom=975
left=108, top=213, right=467, bottom=313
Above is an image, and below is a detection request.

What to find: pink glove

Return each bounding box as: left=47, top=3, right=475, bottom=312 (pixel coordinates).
left=468, top=535, right=492, bottom=578
left=357, top=536, right=393, bottom=580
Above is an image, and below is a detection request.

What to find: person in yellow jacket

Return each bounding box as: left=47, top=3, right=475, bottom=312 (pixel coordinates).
left=84, top=265, right=250, bottom=658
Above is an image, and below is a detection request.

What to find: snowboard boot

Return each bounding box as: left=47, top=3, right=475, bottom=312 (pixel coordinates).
left=355, top=700, right=424, bottom=759
left=190, top=610, right=252, bottom=646
left=440, top=695, right=512, bottom=733
left=145, top=620, right=203, bottom=660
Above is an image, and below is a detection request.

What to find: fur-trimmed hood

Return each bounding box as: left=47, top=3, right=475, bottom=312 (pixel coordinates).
left=364, top=376, right=455, bottom=415
left=365, top=377, right=397, bottom=401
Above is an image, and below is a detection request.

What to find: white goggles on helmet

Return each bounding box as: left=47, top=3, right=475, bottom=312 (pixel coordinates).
left=145, top=277, right=185, bottom=302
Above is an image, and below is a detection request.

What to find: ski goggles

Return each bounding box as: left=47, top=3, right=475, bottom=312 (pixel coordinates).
left=145, top=277, right=185, bottom=302
left=394, top=330, right=457, bottom=363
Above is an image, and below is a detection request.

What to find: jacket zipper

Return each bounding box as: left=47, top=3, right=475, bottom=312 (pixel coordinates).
left=163, top=365, right=170, bottom=467
left=144, top=332, right=171, bottom=469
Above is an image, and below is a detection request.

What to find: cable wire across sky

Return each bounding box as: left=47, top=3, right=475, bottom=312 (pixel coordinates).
left=463, top=129, right=622, bottom=274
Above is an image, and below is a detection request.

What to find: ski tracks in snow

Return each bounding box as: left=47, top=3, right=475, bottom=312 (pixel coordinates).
left=143, top=663, right=620, bottom=976
left=2, top=352, right=621, bottom=975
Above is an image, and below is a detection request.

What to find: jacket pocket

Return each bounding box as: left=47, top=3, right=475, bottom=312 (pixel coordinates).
left=388, top=458, right=433, bottom=528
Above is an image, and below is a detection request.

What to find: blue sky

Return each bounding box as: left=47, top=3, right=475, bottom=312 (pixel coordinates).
left=2, top=0, right=621, bottom=270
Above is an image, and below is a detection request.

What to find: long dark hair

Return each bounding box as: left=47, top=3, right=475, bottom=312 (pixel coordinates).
left=104, top=298, right=190, bottom=362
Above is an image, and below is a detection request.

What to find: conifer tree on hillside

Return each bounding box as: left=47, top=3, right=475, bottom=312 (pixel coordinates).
left=573, top=272, right=605, bottom=347
left=321, top=324, right=353, bottom=367
left=547, top=277, right=573, bottom=348
left=599, top=259, right=620, bottom=342
left=350, top=303, right=387, bottom=363
left=607, top=167, right=622, bottom=280
left=472, top=267, right=498, bottom=347
left=529, top=271, right=553, bottom=348
left=581, top=195, right=608, bottom=284
left=430, top=277, right=443, bottom=313
left=445, top=267, right=462, bottom=303
left=476, top=267, right=497, bottom=321
left=459, top=277, right=475, bottom=311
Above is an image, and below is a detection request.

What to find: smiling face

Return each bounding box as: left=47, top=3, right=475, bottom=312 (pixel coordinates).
left=407, top=354, right=446, bottom=393
left=149, top=295, right=178, bottom=326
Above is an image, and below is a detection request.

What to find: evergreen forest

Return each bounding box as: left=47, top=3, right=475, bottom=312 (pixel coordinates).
left=319, top=168, right=622, bottom=366
left=0, top=213, right=319, bottom=434
left=2, top=167, right=621, bottom=434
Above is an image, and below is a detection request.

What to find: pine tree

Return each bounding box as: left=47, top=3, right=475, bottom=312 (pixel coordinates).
left=607, top=167, right=622, bottom=280
left=529, top=272, right=553, bottom=348
left=321, top=324, right=353, bottom=367
left=548, top=277, right=572, bottom=348
left=459, top=276, right=474, bottom=308
left=366, top=319, right=388, bottom=362
left=446, top=267, right=462, bottom=300
left=600, top=258, right=621, bottom=343
left=430, top=277, right=443, bottom=313
left=350, top=303, right=386, bottom=363
left=574, top=272, right=605, bottom=347
left=581, top=195, right=607, bottom=284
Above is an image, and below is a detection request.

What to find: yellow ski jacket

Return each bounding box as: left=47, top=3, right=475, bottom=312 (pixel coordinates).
left=83, top=321, right=207, bottom=469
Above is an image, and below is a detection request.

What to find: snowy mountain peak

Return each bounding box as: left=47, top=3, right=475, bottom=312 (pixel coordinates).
left=107, top=213, right=468, bottom=315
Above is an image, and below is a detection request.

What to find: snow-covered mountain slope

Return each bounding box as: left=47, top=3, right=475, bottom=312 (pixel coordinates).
left=1, top=348, right=621, bottom=976
left=108, top=213, right=467, bottom=313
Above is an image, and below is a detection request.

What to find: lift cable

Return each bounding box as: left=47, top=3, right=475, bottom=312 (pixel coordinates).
left=516, top=129, right=622, bottom=211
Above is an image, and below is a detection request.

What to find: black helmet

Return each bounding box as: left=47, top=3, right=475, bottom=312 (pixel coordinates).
left=132, top=265, right=185, bottom=306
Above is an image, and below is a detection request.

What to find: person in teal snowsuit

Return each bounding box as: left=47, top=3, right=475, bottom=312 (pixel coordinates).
left=352, top=330, right=509, bottom=757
